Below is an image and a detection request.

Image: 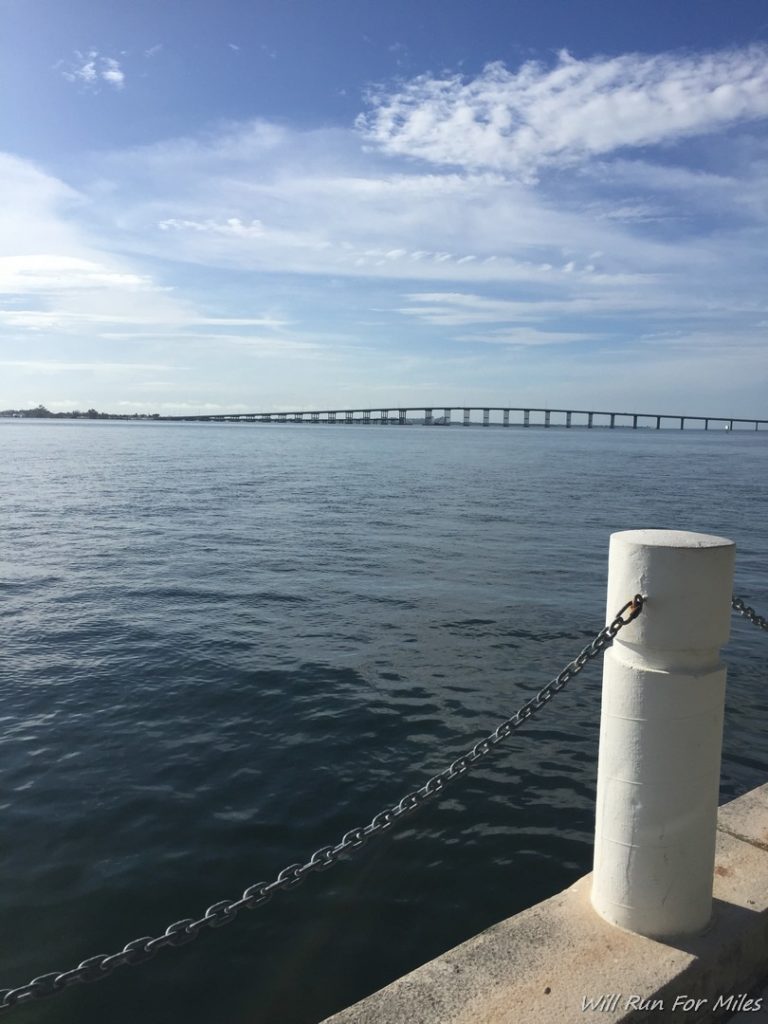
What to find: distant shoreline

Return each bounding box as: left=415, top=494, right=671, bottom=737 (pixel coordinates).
left=0, top=407, right=159, bottom=420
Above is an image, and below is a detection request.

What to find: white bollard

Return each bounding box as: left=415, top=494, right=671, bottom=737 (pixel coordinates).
left=591, top=529, right=735, bottom=939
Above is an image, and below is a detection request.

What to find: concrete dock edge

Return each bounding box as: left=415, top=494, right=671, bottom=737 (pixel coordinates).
left=320, top=783, right=768, bottom=1024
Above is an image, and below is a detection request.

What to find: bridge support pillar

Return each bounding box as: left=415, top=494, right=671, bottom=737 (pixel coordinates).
left=524, top=409, right=530, bottom=427
left=729, top=419, right=734, bottom=431
left=380, top=409, right=388, bottom=425
left=656, top=416, right=661, bottom=430
left=311, top=412, right=319, bottom=423
left=424, top=408, right=433, bottom=426
left=566, top=411, right=572, bottom=428
left=502, top=409, right=509, bottom=427
left=544, top=410, right=551, bottom=428
left=295, top=413, right=304, bottom=423
left=592, top=528, right=734, bottom=939
left=704, top=419, right=709, bottom=431
left=632, top=415, right=638, bottom=429
left=398, top=409, right=407, bottom=425
left=345, top=411, right=353, bottom=424
left=278, top=413, right=287, bottom=422
left=362, top=410, right=371, bottom=424
left=482, top=408, right=490, bottom=427
left=463, top=408, right=470, bottom=426
left=587, top=412, right=593, bottom=429
left=444, top=408, right=451, bottom=425
left=610, top=413, right=616, bottom=429
left=680, top=417, right=685, bottom=430
left=756, top=421, right=760, bottom=431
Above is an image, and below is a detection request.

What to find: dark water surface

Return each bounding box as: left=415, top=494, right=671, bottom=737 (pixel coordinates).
left=1, top=420, right=766, bottom=1024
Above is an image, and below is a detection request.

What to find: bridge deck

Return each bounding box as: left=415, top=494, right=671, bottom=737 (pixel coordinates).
left=160, top=406, right=767, bottom=429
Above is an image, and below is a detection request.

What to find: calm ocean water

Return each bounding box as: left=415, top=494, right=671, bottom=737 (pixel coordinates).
left=1, top=419, right=766, bottom=1024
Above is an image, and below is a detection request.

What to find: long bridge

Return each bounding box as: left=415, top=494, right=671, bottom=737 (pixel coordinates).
left=162, top=405, right=767, bottom=430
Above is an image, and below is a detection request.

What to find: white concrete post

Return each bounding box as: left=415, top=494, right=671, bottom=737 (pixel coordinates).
left=591, top=529, right=735, bottom=939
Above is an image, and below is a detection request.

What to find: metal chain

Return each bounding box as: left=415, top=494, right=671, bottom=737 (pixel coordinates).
left=732, top=595, right=768, bottom=632
left=0, top=594, right=644, bottom=1015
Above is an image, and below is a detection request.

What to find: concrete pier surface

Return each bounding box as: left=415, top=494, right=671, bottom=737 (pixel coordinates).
left=321, top=783, right=768, bottom=1024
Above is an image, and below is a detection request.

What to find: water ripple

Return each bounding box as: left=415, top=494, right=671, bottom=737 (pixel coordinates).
left=0, top=422, right=765, bottom=1024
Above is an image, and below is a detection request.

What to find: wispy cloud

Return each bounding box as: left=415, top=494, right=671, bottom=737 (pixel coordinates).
left=395, top=288, right=745, bottom=327
left=100, top=57, right=125, bottom=88
left=59, top=50, right=126, bottom=90
left=0, top=255, right=153, bottom=293
left=0, top=309, right=287, bottom=332
left=4, top=39, right=768, bottom=415
left=0, top=152, right=291, bottom=363
left=0, top=360, right=179, bottom=373
left=358, top=46, right=768, bottom=178
left=454, top=327, right=598, bottom=346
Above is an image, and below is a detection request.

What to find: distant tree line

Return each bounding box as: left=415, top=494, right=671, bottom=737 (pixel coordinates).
left=0, top=404, right=160, bottom=419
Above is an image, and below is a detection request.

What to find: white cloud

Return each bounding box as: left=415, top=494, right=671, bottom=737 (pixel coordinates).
left=80, top=117, right=726, bottom=295
left=0, top=153, right=286, bottom=346
left=158, top=216, right=333, bottom=251
left=592, top=202, right=673, bottom=224
left=0, top=360, right=178, bottom=372
left=455, top=327, right=598, bottom=346
left=0, top=255, right=152, bottom=293
left=0, top=153, right=86, bottom=254
left=358, top=46, right=768, bottom=178
left=60, top=50, right=125, bottom=91
left=47, top=111, right=762, bottom=400
left=394, top=288, right=734, bottom=327
left=0, top=309, right=286, bottom=332
left=3, top=63, right=767, bottom=416
left=105, top=119, right=289, bottom=174
left=100, top=58, right=125, bottom=89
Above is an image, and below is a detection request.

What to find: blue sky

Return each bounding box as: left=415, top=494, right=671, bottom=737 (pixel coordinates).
left=2, top=0, right=768, bottom=416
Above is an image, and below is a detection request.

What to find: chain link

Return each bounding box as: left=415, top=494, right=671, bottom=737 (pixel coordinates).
left=0, top=595, right=644, bottom=1015
left=732, top=595, right=768, bottom=632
